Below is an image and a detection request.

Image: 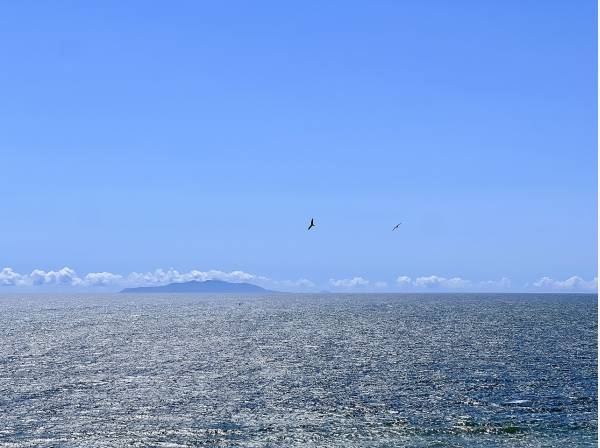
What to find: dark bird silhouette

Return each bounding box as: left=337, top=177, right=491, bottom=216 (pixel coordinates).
left=308, top=218, right=316, bottom=230
left=392, top=223, right=402, bottom=231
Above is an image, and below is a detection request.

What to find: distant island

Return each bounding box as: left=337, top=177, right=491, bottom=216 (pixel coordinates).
left=120, top=279, right=276, bottom=294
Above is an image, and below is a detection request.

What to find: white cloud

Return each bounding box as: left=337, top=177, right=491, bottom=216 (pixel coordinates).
left=413, top=275, right=444, bottom=287
left=0, top=267, right=26, bottom=286
left=396, top=275, right=412, bottom=286
left=125, top=268, right=269, bottom=286
left=329, top=277, right=370, bottom=288
left=83, top=272, right=123, bottom=286
left=30, top=267, right=81, bottom=286
left=533, top=276, right=597, bottom=291
left=413, top=275, right=471, bottom=289
left=0, top=266, right=316, bottom=292
left=397, top=275, right=510, bottom=291
left=295, top=278, right=316, bottom=288
left=0, top=266, right=595, bottom=293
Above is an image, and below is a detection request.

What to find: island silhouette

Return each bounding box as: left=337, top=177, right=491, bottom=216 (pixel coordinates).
left=120, top=279, right=275, bottom=294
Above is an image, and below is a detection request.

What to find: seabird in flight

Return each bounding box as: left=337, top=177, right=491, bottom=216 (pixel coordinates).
left=308, top=218, right=316, bottom=230
left=392, top=223, right=402, bottom=231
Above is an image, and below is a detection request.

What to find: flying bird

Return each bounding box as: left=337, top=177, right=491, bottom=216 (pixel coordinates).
left=308, top=218, right=316, bottom=230
left=392, top=223, right=402, bottom=231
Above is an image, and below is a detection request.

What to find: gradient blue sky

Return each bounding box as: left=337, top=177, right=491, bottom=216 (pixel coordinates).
left=0, top=1, right=597, bottom=291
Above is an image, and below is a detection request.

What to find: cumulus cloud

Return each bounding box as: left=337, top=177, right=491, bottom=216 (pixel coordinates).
left=329, top=277, right=370, bottom=288
left=126, top=267, right=274, bottom=289
left=331, top=274, right=511, bottom=291
left=0, top=268, right=26, bottom=286
left=396, top=275, right=412, bottom=286
left=0, top=266, right=316, bottom=291
left=294, top=278, right=316, bottom=288
left=328, top=276, right=392, bottom=290
left=533, top=276, right=597, bottom=291
left=0, top=266, right=595, bottom=293
left=83, top=272, right=123, bottom=286
left=413, top=275, right=471, bottom=289
left=30, top=267, right=81, bottom=286
left=125, top=268, right=269, bottom=286
left=397, top=275, right=511, bottom=291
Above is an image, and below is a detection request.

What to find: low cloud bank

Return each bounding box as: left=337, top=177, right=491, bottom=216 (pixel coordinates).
left=532, top=276, right=597, bottom=291
left=0, top=267, right=596, bottom=292
left=328, top=277, right=388, bottom=289
left=391, top=274, right=596, bottom=292
left=394, top=275, right=512, bottom=291
left=329, top=277, right=369, bottom=288
left=0, top=267, right=314, bottom=291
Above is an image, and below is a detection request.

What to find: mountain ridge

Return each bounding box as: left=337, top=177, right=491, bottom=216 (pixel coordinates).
left=120, top=279, right=276, bottom=293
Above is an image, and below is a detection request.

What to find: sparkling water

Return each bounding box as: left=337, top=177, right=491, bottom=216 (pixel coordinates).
left=0, top=293, right=596, bottom=447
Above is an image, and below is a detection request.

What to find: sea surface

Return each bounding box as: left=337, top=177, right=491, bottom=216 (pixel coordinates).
left=0, top=293, right=596, bottom=447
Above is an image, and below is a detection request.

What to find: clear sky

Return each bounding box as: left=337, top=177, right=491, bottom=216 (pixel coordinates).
left=0, top=1, right=597, bottom=292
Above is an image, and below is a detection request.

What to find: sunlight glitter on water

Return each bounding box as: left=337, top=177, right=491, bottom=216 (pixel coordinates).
left=0, top=293, right=596, bottom=447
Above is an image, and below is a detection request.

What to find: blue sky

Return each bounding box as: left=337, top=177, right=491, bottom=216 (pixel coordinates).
left=0, top=1, right=597, bottom=292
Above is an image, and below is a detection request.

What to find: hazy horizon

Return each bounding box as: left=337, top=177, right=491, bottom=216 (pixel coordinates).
left=0, top=266, right=596, bottom=294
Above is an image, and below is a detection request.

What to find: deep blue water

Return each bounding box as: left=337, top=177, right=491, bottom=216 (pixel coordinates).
left=0, top=293, right=596, bottom=447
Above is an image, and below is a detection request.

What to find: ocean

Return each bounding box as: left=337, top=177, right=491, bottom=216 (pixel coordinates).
left=0, top=293, right=596, bottom=447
